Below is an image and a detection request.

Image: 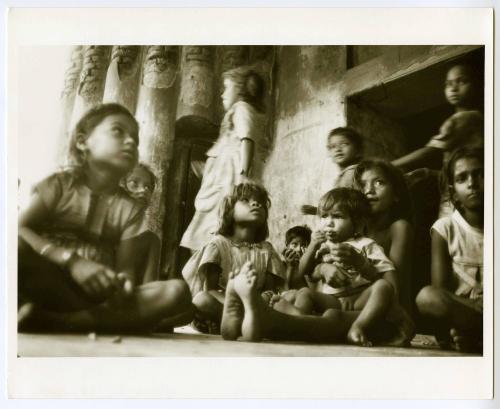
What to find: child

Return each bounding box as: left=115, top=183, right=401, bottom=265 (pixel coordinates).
left=18, top=103, right=193, bottom=333
left=122, top=163, right=161, bottom=283
left=301, top=127, right=364, bottom=215
left=354, top=159, right=415, bottom=312
left=393, top=63, right=483, bottom=172
left=282, top=225, right=311, bottom=290
left=182, top=182, right=286, bottom=334
left=181, top=66, right=268, bottom=251
left=294, top=188, right=403, bottom=346
left=416, top=147, right=483, bottom=353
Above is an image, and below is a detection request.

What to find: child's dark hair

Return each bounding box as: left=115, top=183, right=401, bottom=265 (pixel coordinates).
left=444, top=145, right=484, bottom=208
left=69, top=103, right=139, bottom=166
left=285, top=225, right=312, bottom=246
left=223, top=66, right=266, bottom=113
left=354, top=159, right=414, bottom=224
left=328, top=127, right=364, bottom=154
left=217, top=182, right=271, bottom=242
left=317, top=188, right=371, bottom=233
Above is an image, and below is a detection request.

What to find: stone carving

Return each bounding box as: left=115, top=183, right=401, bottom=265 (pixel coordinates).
left=221, top=46, right=249, bottom=72
left=111, top=46, right=140, bottom=80
left=61, top=46, right=84, bottom=99
left=78, top=46, right=111, bottom=104
left=142, top=46, right=179, bottom=89
left=180, top=46, right=215, bottom=108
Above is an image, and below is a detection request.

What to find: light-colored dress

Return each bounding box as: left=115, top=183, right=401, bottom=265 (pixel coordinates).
left=431, top=210, right=483, bottom=310
left=182, top=234, right=285, bottom=297
left=33, top=170, right=148, bottom=269
left=180, top=101, right=267, bottom=251
left=314, top=236, right=395, bottom=298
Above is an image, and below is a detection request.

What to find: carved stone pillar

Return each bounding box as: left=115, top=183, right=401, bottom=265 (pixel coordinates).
left=176, top=46, right=216, bottom=123
left=57, top=46, right=84, bottom=166
left=69, top=46, right=111, bottom=130
left=103, top=46, right=142, bottom=113
left=135, top=46, right=180, bottom=241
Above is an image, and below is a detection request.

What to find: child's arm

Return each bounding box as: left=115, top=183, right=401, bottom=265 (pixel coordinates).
left=298, top=230, right=326, bottom=277
left=386, top=219, right=414, bottom=297
left=198, top=263, right=223, bottom=293
left=20, top=192, right=119, bottom=297
left=240, top=138, right=254, bottom=179
left=391, top=146, right=442, bottom=172
left=430, top=229, right=453, bottom=288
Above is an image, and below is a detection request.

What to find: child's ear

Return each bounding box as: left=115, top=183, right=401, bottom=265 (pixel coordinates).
left=75, top=134, right=88, bottom=153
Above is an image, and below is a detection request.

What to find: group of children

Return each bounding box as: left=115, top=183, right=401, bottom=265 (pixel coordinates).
left=18, top=62, right=484, bottom=353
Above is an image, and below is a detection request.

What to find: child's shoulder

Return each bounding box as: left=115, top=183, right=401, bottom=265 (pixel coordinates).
left=36, top=169, right=80, bottom=190
left=389, top=218, right=413, bottom=235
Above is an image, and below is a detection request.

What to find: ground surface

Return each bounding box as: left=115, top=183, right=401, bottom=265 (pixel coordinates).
left=17, top=327, right=477, bottom=357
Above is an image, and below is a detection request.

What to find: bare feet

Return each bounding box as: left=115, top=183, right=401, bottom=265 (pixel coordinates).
left=232, top=262, right=264, bottom=342
left=383, top=304, right=416, bottom=347
left=220, top=271, right=244, bottom=340
left=347, top=323, right=372, bottom=347
left=450, top=328, right=482, bottom=353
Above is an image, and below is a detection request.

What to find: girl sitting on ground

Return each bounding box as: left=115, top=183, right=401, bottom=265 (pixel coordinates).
left=18, top=103, right=193, bottom=333
left=182, top=182, right=286, bottom=334
left=416, top=146, right=484, bottom=353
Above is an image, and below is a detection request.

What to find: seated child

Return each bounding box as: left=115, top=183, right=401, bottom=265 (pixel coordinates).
left=416, top=146, right=484, bottom=353
left=182, top=182, right=286, bottom=334
left=282, top=225, right=312, bottom=290
left=18, top=103, right=193, bottom=334
left=291, top=188, right=412, bottom=346
left=301, top=127, right=364, bottom=215
left=122, top=162, right=161, bottom=283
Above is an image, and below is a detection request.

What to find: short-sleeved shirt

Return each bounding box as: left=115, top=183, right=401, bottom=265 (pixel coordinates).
left=431, top=210, right=483, bottom=302
left=34, top=170, right=148, bottom=268
left=316, top=236, right=395, bottom=297
left=335, top=163, right=359, bottom=189
left=182, top=234, right=286, bottom=296
left=426, top=110, right=484, bottom=162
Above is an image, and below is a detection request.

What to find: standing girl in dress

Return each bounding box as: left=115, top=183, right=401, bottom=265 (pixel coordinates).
left=181, top=66, right=267, bottom=251
left=182, top=182, right=286, bottom=335
left=18, top=103, right=193, bottom=333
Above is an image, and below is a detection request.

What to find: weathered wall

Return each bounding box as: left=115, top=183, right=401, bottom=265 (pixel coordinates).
left=262, top=46, right=348, bottom=249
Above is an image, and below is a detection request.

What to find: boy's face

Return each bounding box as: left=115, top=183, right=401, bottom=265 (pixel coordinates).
left=445, top=65, right=473, bottom=107
left=453, top=157, right=484, bottom=211
left=126, top=166, right=154, bottom=206
left=327, top=134, right=359, bottom=168
left=319, top=204, right=355, bottom=243
left=287, top=236, right=307, bottom=255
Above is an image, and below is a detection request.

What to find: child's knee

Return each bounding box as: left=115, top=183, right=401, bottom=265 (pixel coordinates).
left=373, top=279, right=394, bottom=297
left=296, top=287, right=313, bottom=299
left=416, top=285, right=447, bottom=313
left=163, top=279, right=192, bottom=306
left=193, top=290, right=217, bottom=310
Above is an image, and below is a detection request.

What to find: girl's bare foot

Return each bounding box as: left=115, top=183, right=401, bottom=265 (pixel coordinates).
left=347, top=323, right=372, bottom=347
left=450, top=328, right=482, bottom=353
left=383, top=304, right=415, bottom=347
left=232, top=263, right=265, bottom=342
left=220, top=271, right=244, bottom=340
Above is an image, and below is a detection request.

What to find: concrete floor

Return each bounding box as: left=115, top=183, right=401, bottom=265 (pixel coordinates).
left=17, top=327, right=477, bottom=357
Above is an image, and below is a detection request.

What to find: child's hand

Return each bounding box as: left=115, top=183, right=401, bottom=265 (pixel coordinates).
left=328, top=243, right=366, bottom=271
left=320, top=263, right=350, bottom=288
left=283, top=248, right=300, bottom=265
left=69, top=257, right=119, bottom=298
left=310, top=230, right=327, bottom=248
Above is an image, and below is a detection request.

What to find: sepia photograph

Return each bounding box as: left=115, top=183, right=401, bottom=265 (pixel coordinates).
left=6, top=7, right=494, bottom=399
